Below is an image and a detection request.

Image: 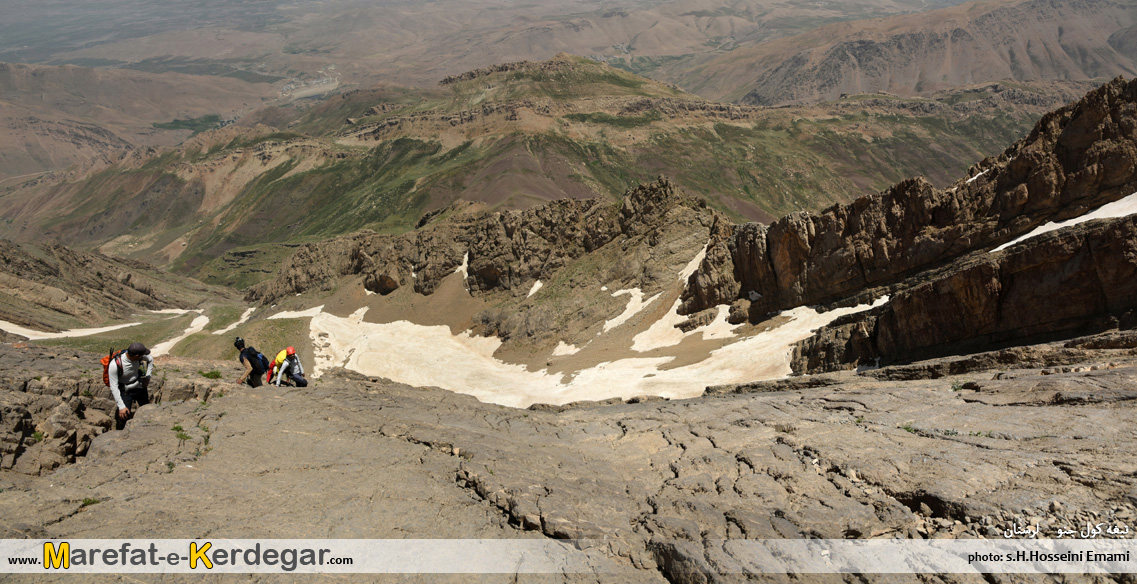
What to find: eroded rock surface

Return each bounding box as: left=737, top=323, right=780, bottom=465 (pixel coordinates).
left=682, top=78, right=1137, bottom=322
left=248, top=176, right=711, bottom=307
left=2, top=343, right=1134, bottom=582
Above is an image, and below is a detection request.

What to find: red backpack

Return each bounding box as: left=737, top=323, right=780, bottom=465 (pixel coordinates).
left=101, top=348, right=127, bottom=386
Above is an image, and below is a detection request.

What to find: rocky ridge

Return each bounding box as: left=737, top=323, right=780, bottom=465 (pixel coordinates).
left=680, top=77, right=1137, bottom=368
left=247, top=176, right=712, bottom=306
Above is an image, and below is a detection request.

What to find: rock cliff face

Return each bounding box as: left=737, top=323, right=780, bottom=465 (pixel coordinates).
left=681, top=77, right=1137, bottom=327
left=792, top=214, right=1137, bottom=373
left=247, top=177, right=710, bottom=305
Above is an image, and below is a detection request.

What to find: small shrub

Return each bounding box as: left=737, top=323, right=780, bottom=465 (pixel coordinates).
left=80, top=498, right=100, bottom=507
left=901, top=424, right=916, bottom=434
left=951, top=382, right=964, bottom=392
left=171, top=424, right=184, bottom=432
left=198, top=370, right=222, bottom=380
left=32, top=431, right=44, bottom=443
left=166, top=461, right=175, bottom=473
left=81, top=389, right=93, bottom=398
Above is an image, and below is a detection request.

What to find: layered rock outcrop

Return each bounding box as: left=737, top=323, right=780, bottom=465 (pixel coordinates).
left=793, top=213, right=1137, bottom=373
left=3, top=342, right=1136, bottom=581
left=247, top=177, right=711, bottom=305
left=0, top=345, right=221, bottom=475
left=682, top=78, right=1137, bottom=334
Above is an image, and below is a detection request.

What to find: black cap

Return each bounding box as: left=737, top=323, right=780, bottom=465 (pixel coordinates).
left=127, top=342, right=150, bottom=356
left=234, top=336, right=245, bottom=349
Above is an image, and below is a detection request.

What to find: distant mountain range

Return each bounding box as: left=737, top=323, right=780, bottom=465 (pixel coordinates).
left=677, top=0, right=1137, bottom=104
left=0, top=56, right=1093, bottom=290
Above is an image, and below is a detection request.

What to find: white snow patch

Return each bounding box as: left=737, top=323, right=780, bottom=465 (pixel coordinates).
left=992, top=192, right=1137, bottom=253
left=212, top=307, right=255, bottom=335
left=602, top=289, right=661, bottom=333
left=966, top=169, right=989, bottom=184
left=268, top=305, right=325, bottom=320
left=149, top=309, right=192, bottom=315
left=301, top=295, right=890, bottom=408
left=528, top=280, right=543, bottom=298
left=456, top=252, right=469, bottom=290
left=679, top=246, right=708, bottom=281
left=701, top=305, right=741, bottom=340
left=151, top=311, right=210, bottom=356
left=0, top=320, right=140, bottom=340
left=552, top=341, right=581, bottom=356
left=601, top=286, right=608, bottom=291
left=632, top=298, right=689, bottom=352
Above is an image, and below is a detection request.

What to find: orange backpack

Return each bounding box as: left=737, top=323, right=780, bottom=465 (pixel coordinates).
left=101, top=348, right=126, bottom=386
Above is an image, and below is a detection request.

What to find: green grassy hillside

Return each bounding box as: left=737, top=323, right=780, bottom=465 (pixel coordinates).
left=0, top=56, right=1075, bottom=290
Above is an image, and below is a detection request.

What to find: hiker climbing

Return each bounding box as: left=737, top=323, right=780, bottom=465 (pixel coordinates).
left=234, top=336, right=270, bottom=388
left=105, top=342, right=154, bottom=430
left=271, top=346, right=308, bottom=387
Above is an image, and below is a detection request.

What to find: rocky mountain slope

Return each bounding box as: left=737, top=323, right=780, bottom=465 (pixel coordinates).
left=2, top=335, right=1135, bottom=581
left=0, top=239, right=234, bottom=333
left=680, top=0, right=1137, bottom=104
left=1, top=38, right=1136, bottom=584
left=0, top=56, right=1093, bottom=291
left=680, top=76, right=1137, bottom=370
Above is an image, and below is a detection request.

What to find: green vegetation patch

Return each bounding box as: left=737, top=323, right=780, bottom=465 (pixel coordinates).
left=153, top=115, right=222, bottom=135
left=203, top=304, right=249, bottom=332
left=169, top=317, right=308, bottom=362
left=564, top=110, right=662, bottom=128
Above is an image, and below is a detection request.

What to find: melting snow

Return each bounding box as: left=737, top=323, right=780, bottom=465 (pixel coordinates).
left=456, top=252, right=469, bottom=291
left=679, top=245, right=708, bottom=281
left=268, top=305, right=326, bottom=320
left=602, top=289, right=661, bottom=333
left=528, top=280, right=543, bottom=298
left=966, top=169, right=989, bottom=184
left=152, top=311, right=210, bottom=356
left=631, top=298, right=688, bottom=352
left=992, top=192, right=1137, bottom=253
left=552, top=341, right=581, bottom=356
left=212, top=307, right=256, bottom=335
left=0, top=320, right=140, bottom=340
left=298, top=297, right=890, bottom=408
left=702, top=306, right=742, bottom=340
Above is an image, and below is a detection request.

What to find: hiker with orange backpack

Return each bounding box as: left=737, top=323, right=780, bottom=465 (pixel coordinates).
left=105, top=342, right=154, bottom=430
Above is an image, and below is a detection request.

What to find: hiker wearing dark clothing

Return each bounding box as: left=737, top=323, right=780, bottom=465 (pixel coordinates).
left=234, top=337, right=265, bottom=387
left=273, top=346, right=308, bottom=387
left=109, top=342, right=153, bottom=430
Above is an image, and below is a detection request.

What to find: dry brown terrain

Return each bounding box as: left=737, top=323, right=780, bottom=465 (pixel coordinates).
left=680, top=0, right=1137, bottom=103
left=0, top=63, right=275, bottom=183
